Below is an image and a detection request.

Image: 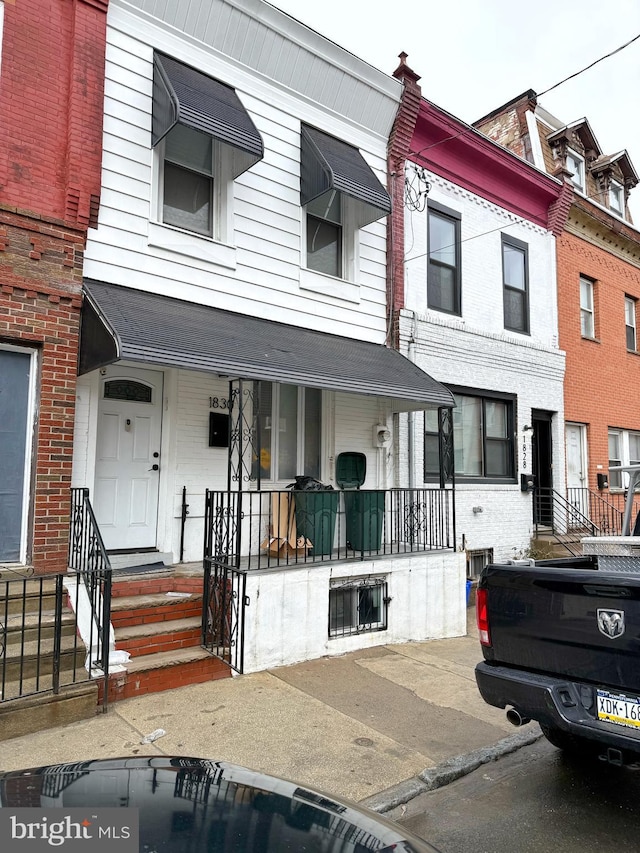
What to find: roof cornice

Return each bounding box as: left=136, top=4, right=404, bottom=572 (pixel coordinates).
left=411, top=100, right=562, bottom=228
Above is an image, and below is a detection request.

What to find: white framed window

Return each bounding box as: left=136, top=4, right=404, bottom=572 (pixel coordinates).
left=329, top=577, right=388, bottom=638
left=255, top=382, right=321, bottom=482
left=580, top=276, right=595, bottom=338
left=567, top=149, right=585, bottom=192
left=626, top=296, right=637, bottom=352
left=608, top=429, right=640, bottom=489
left=156, top=125, right=232, bottom=243
left=610, top=180, right=624, bottom=215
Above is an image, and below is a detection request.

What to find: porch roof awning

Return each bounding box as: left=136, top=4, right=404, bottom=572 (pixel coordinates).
left=80, top=280, right=454, bottom=409
left=152, top=52, right=263, bottom=178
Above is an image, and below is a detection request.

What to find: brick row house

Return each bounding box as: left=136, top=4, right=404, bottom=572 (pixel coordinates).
left=475, top=92, right=640, bottom=534
left=0, top=0, right=108, bottom=573
left=388, top=62, right=567, bottom=568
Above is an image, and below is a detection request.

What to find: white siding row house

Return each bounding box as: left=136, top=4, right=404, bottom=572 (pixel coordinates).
left=73, top=0, right=466, bottom=674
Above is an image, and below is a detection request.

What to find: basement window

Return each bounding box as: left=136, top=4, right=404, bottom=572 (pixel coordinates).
left=467, top=548, right=493, bottom=579
left=329, top=577, right=388, bottom=638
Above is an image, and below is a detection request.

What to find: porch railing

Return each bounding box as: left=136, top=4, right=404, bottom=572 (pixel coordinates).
left=67, top=487, right=113, bottom=711
left=204, top=487, right=454, bottom=571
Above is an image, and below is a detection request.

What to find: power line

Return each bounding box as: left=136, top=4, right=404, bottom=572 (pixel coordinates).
left=537, top=32, right=640, bottom=97
left=404, top=219, right=522, bottom=266
left=409, top=32, right=640, bottom=160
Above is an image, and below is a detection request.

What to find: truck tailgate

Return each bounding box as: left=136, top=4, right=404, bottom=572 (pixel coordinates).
left=481, top=565, right=640, bottom=693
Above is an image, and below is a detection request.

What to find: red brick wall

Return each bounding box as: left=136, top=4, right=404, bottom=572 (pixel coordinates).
left=558, top=231, right=640, bottom=489
left=0, top=0, right=107, bottom=573
left=0, top=0, right=107, bottom=227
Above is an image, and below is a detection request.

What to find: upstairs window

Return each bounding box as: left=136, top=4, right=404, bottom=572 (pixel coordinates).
left=625, top=296, right=637, bottom=352
left=306, top=191, right=342, bottom=278
left=580, top=276, right=595, bottom=338
left=566, top=149, right=585, bottom=192
left=300, top=125, right=390, bottom=283
left=152, top=53, right=263, bottom=241
left=610, top=180, right=624, bottom=216
left=427, top=202, right=461, bottom=315
left=502, top=235, right=529, bottom=334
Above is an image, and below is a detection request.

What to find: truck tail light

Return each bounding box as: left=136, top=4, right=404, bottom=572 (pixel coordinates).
left=476, top=587, right=491, bottom=646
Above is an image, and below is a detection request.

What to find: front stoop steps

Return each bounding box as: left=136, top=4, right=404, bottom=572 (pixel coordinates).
left=101, top=569, right=231, bottom=704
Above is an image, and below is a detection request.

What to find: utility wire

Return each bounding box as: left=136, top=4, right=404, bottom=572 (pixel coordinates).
left=409, top=32, right=640, bottom=160
left=537, top=32, right=640, bottom=97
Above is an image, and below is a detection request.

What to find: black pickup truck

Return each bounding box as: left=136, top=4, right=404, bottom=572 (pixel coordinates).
left=475, top=556, right=640, bottom=765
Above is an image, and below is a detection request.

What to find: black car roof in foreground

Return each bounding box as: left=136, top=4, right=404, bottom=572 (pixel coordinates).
left=0, top=756, right=440, bottom=852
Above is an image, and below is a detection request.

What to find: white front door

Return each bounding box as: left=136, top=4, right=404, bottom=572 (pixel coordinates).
left=565, top=423, right=588, bottom=523
left=94, top=366, right=163, bottom=551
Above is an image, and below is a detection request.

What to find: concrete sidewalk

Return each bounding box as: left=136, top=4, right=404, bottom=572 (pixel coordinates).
left=0, top=608, right=540, bottom=810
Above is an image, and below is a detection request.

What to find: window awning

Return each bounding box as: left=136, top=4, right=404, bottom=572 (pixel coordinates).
left=80, top=280, right=453, bottom=410
left=152, top=52, right=263, bottom=178
left=300, top=125, right=392, bottom=229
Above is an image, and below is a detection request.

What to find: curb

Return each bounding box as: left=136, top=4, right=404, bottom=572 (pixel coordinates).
left=361, top=726, right=543, bottom=814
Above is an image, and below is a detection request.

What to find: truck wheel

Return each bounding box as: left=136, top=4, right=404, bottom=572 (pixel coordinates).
left=540, top=725, right=596, bottom=757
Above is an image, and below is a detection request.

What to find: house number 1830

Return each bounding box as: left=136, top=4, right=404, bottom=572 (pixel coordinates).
left=209, top=397, right=229, bottom=409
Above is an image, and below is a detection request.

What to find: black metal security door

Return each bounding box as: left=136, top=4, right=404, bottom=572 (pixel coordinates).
left=532, top=412, right=553, bottom=526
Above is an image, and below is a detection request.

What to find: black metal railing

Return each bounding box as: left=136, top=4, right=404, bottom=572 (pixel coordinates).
left=535, top=488, right=598, bottom=540
left=67, top=487, right=113, bottom=710
left=0, top=571, right=89, bottom=705
left=203, top=487, right=454, bottom=572
left=202, top=560, right=247, bottom=673
left=0, top=489, right=113, bottom=709
left=565, top=487, right=640, bottom=536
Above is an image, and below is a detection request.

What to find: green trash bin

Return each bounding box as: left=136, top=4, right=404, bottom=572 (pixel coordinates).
left=336, top=452, right=384, bottom=553
left=344, top=490, right=385, bottom=552
left=293, top=490, right=339, bottom=556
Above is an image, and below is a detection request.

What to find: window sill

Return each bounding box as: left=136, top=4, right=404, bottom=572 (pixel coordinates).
left=148, top=221, right=237, bottom=270
left=581, top=335, right=600, bottom=343
left=299, top=268, right=360, bottom=303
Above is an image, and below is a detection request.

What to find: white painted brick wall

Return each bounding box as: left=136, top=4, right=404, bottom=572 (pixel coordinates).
left=400, top=171, right=566, bottom=561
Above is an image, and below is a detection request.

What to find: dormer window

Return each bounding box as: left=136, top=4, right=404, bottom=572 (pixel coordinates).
left=566, top=149, right=585, bottom=192
left=609, top=180, right=624, bottom=216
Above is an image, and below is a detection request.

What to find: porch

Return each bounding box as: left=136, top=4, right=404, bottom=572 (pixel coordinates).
left=203, top=485, right=464, bottom=673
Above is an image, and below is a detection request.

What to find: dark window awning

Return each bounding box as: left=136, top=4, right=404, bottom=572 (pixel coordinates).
left=301, top=125, right=391, bottom=229
left=80, top=280, right=453, bottom=410
left=152, top=52, right=263, bottom=178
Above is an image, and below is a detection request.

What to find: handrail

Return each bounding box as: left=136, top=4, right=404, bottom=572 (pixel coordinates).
left=68, top=488, right=112, bottom=711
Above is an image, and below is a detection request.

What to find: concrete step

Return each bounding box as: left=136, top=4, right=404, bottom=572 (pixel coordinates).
left=116, top=617, right=202, bottom=657
left=102, top=646, right=230, bottom=703
left=3, top=609, right=77, bottom=645
left=0, top=577, right=59, bottom=615
left=0, top=681, right=99, bottom=742
left=110, top=591, right=203, bottom=629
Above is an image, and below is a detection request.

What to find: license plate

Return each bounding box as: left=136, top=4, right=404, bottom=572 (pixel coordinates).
left=597, top=689, right=640, bottom=729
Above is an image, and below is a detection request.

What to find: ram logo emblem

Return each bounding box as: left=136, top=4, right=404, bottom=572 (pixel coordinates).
left=597, top=609, right=625, bottom=639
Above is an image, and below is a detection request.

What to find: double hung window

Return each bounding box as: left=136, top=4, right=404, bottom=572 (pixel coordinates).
left=566, top=149, right=585, bottom=192
left=625, top=297, right=637, bottom=352
left=427, top=203, right=461, bottom=315
left=300, top=125, right=391, bottom=284
left=502, top=235, right=529, bottom=334
left=152, top=53, right=263, bottom=243
left=580, top=276, right=595, bottom=338
left=255, top=382, right=321, bottom=482
left=610, top=180, right=624, bottom=215
left=424, top=391, right=515, bottom=481
left=609, top=429, right=640, bottom=489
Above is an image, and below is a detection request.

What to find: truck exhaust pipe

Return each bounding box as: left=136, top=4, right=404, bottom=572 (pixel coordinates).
left=506, top=708, right=531, bottom=727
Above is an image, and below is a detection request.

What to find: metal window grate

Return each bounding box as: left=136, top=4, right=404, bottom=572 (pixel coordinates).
left=329, top=577, right=388, bottom=638
left=467, top=548, right=493, bottom=578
